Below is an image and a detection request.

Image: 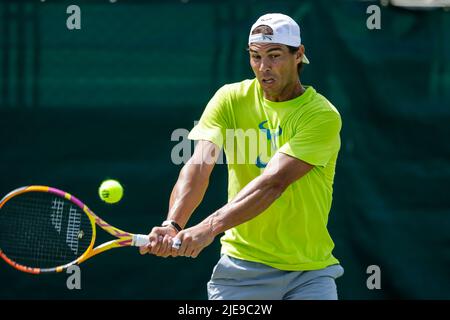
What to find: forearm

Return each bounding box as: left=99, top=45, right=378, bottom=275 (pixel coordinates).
left=199, top=153, right=314, bottom=237
left=202, top=174, right=285, bottom=236
left=166, top=163, right=210, bottom=228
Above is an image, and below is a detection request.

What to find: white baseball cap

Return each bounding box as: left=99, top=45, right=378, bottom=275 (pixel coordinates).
left=248, top=13, right=310, bottom=64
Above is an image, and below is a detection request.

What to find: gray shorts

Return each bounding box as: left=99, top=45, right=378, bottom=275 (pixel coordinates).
left=207, top=255, right=344, bottom=300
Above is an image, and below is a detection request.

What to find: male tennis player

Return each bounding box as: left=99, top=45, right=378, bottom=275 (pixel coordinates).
left=140, top=13, right=344, bottom=300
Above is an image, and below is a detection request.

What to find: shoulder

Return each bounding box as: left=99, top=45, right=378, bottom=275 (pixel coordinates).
left=203, top=80, right=257, bottom=120
left=304, top=87, right=341, bottom=122
left=216, top=79, right=259, bottom=100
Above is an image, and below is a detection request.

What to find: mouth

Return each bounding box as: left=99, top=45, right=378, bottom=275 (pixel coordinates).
left=261, top=78, right=275, bottom=85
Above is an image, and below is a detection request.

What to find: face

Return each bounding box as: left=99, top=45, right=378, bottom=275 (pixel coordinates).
left=249, top=43, right=303, bottom=100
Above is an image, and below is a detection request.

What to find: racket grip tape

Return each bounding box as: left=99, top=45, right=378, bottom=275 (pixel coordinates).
left=132, top=234, right=150, bottom=247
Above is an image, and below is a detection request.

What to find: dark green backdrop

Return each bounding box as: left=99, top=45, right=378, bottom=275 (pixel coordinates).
left=1, top=0, right=449, bottom=299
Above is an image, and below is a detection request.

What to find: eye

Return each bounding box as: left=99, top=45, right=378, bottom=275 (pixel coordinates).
left=252, top=55, right=261, bottom=60
left=270, top=54, right=280, bottom=59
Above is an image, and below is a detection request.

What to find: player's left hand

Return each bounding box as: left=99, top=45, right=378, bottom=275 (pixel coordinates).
left=170, top=222, right=215, bottom=258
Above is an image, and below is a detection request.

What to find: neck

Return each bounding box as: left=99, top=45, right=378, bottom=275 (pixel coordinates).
left=264, top=80, right=305, bottom=102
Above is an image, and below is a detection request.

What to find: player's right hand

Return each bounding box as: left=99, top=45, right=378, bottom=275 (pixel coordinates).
left=139, top=226, right=178, bottom=258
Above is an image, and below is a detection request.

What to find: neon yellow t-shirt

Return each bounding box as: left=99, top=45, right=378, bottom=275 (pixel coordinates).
left=188, top=79, right=342, bottom=271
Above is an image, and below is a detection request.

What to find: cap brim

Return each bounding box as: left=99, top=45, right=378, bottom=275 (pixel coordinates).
left=302, top=54, right=310, bottom=64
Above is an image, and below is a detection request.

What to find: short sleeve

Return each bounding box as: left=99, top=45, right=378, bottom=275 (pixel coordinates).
left=188, top=85, right=231, bottom=149
left=278, top=110, right=342, bottom=167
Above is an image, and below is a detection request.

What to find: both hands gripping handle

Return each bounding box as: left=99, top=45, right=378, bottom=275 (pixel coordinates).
left=132, top=233, right=181, bottom=249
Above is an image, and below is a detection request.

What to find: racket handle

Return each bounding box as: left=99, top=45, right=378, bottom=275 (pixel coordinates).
left=132, top=234, right=150, bottom=247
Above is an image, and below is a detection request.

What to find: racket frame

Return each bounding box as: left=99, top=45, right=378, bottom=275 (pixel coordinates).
left=0, top=185, right=148, bottom=274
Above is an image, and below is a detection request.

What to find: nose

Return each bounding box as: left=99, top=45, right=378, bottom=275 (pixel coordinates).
left=259, top=57, right=271, bottom=72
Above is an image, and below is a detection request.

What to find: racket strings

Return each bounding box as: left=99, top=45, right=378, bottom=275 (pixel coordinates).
left=0, top=192, right=93, bottom=269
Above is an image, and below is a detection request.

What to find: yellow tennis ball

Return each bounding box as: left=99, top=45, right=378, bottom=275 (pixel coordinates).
left=98, top=179, right=123, bottom=204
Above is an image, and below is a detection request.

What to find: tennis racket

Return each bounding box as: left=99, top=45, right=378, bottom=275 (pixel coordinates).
left=0, top=185, right=150, bottom=274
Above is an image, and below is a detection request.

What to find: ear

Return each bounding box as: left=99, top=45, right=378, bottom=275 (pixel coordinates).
left=296, top=45, right=305, bottom=64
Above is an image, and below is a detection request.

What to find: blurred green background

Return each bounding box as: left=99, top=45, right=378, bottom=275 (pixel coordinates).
left=1, top=0, right=449, bottom=299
